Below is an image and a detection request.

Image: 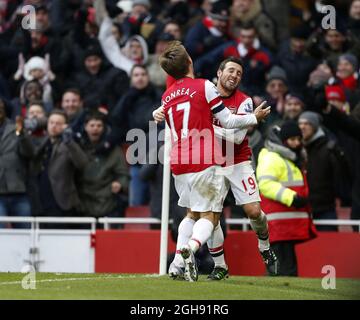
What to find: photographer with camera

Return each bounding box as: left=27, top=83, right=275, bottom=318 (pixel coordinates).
left=30, top=109, right=88, bottom=222
left=23, top=101, right=48, bottom=143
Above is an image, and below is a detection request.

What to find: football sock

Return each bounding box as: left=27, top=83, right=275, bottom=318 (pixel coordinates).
left=174, top=217, right=195, bottom=266
left=207, top=221, right=227, bottom=269
left=188, top=218, right=214, bottom=253
left=249, top=211, right=270, bottom=252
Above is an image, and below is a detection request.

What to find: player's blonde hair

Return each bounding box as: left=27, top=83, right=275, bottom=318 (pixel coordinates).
left=158, top=41, right=191, bottom=79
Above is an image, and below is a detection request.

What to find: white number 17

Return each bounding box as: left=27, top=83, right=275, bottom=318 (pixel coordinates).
left=168, top=101, right=190, bottom=141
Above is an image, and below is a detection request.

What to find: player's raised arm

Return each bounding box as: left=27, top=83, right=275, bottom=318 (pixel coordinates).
left=212, top=101, right=271, bottom=129
left=205, top=80, right=270, bottom=129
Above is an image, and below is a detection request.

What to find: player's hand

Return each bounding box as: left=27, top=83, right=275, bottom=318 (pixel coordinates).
left=254, top=101, right=271, bottom=123
left=153, top=105, right=165, bottom=123
left=111, top=181, right=122, bottom=194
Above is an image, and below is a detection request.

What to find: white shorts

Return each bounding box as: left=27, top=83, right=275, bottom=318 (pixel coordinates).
left=219, top=161, right=261, bottom=205
left=173, top=165, right=227, bottom=213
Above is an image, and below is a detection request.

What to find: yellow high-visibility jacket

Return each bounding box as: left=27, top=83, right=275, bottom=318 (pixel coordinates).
left=256, top=148, right=304, bottom=207
left=256, top=147, right=316, bottom=242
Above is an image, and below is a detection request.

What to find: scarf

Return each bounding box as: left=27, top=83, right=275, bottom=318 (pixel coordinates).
left=341, top=73, right=358, bottom=90
left=202, top=17, right=223, bottom=37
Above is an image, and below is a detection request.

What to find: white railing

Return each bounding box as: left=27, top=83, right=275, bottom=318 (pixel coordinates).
left=98, top=217, right=174, bottom=230
left=0, top=216, right=359, bottom=273
left=96, top=217, right=360, bottom=232
left=0, top=217, right=97, bottom=273
left=0, top=217, right=359, bottom=232
left=0, top=216, right=97, bottom=231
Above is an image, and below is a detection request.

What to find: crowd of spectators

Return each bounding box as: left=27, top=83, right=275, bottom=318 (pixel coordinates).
left=0, top=0, right=359, bottom=231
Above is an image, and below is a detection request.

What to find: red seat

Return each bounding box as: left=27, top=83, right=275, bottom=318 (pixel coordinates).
left=124, top=206, right=151, bottom=230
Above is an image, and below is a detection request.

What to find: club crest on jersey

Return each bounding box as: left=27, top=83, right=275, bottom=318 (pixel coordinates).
left=228, top=106, right=237, bottom=114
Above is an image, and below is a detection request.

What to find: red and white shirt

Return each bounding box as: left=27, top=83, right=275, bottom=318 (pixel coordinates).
left=213, top=90, right=253, bottom=166
left=162, top=78, right=224, bottom=175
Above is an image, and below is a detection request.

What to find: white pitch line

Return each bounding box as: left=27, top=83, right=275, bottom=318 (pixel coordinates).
left=0, top=274, right=161, bottom=286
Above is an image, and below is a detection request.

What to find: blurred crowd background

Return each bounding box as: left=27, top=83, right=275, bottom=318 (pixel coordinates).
left=0, top=0, right=359, bottom=233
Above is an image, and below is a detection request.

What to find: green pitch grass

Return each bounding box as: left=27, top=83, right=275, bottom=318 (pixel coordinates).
left=0, top=273, right=359, bottom=300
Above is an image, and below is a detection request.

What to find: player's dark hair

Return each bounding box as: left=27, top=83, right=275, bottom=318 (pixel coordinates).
left=218, top=57, right=244, bottom=72
left=159, top=40, right=191, bottom=79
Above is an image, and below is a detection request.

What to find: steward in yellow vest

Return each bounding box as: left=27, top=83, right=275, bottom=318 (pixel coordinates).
left=256, top=121, right=317, bottom=275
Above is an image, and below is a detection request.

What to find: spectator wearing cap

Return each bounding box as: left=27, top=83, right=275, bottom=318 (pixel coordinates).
left=283, top=93, right=306, bottom=121
left=13, top=54, right=56, bottom=111
left=184, top=0, right=232, bottom=61
left=299, top=111, right=350, bottom=231
left=325, top=54, right=360, bottom=114
left=264, top=92, right=306, bottom=137
left=256, top=120, right=317, bottom=276
left=254, top=66, right=288, bottom=136
left=230, top=0, right=277, bottom=51
left=276, top=24, right=317, bottom=95
left=66, top=42, right=129, bottom=112
left=264, top=66, right=288, bottom=111
left=195, top=22, right=271, bottom=94
left=147, top=32, right=175, bottom=90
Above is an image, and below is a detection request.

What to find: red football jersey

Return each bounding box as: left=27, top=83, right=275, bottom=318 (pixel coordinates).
left=213, top=90, right=253, bottom=166
left=162, top=78, right=224, bottom=175
left=166, top=75, right=176, bottom=88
